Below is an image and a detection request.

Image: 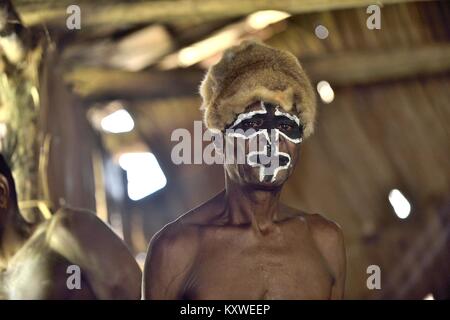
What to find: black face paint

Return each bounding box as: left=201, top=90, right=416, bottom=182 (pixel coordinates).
left=224, top=101, right=304, bottom=183
left=227, top=102, right=304, bottom=141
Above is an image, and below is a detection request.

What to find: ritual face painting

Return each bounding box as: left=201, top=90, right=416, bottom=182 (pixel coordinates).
left=223, top=100, right=303, bottom=187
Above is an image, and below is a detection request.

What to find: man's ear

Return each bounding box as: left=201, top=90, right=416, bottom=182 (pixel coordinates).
left=0, top=175, right=10, bottom=209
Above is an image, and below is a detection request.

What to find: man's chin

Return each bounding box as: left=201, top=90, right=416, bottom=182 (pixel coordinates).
left=246, top=174, right=288, bottom=190
left=253, top=182, right=282, bottom=191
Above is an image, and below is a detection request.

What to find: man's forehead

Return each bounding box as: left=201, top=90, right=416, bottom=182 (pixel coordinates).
left=243, top=101, right=297, bottom=118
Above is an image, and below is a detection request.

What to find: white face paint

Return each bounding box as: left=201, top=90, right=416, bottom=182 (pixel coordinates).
left=225, top=102, right=303, bottom=183
left=274, top=108, right=303, bottom=144
left=228, top=101, right=268, bottom=130
left=247, top=129, right=293, bottom=183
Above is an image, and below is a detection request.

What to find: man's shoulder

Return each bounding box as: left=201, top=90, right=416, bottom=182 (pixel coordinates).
left=6, top=208, right=103, bottom=264
left=148, top=192, right=226, bottom=260
left=301, top=212, right=345, bottom=257
left=303, top=212, right=346, bottom=288
left=304, top=213, right=343, bottom=236
left=144, top=218, right=200, bottom=290
left=47, top=206, right=139, bottom=257
left=281, top=205, right=343, bottom=241
left=47, top=206, right=139, bottom=264
left=47, top=207, right=141, bottom=298
left=50, top=206, right=101, bottom=227
left=149, top=218, right=200, bottom=256
left=46, top=206, right=119, bottom=242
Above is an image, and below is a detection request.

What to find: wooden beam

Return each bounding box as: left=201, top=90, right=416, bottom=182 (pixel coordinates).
left=13, top=0, right=428, bottom=27
left=65, top=67, right=203, bottom=101
left=63, top=24, right=174, bottom=72
left=66, top=44, right=450, bottom=101
left=303, top=44, right=450, bottom=86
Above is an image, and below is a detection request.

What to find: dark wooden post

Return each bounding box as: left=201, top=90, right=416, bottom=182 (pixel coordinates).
left=0, top=0, right=45, bottom=223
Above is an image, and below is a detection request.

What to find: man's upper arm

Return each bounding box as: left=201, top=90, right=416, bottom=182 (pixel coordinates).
left=309, top=214, right=347, bottom=299
left=143, top=223, right=197, bottom=300
left=328, top=223, right=346, bottom=299
left=47, top=208, right=142, bottom=299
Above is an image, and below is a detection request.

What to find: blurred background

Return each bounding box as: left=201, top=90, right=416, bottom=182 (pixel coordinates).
left=0, top=0, right=449, bottom=299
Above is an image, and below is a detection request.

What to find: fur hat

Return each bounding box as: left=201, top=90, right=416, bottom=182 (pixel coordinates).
left=200, top=40, right=317, bottom=138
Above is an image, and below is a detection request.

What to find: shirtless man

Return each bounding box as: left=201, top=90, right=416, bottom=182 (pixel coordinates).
left=143, top=41, right=346, bottom=300
left=0, top=155, right=141, bottom=299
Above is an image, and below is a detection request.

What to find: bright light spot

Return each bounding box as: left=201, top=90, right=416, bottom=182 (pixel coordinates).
left=0, top=122, right=6, bottom=151
left=246, top=10, right=291, bottom=30
left=178, top=29, right=239, bottom=67
left=315, top=25, right=329, bottom=39
left=119, top=152, right=167, bottom=201
left=109, top=212, right=124, bottom=240
left=100, top=109, right=134, bottom=133
left=0, top=122, right=7, bottom=138
left=317, top=80, right=335, bottom=104
left=135, top=252, right=147, bottom=269
left=179, top=47, right=199, bottom=66
left=423, top=293, right=434, bottom=300
left=388, top=189, right=411, bottom=219
left=30, top=86, right=40, bottom=107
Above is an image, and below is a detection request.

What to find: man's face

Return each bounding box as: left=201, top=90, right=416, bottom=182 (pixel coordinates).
left=222, top=101, right=303, bottom=189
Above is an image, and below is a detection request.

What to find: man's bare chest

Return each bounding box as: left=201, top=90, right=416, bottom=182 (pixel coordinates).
left=185, top=229, right=334, bottom=299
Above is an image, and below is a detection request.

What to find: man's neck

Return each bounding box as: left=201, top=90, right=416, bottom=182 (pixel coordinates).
left=224, top=176, right=282, bottom=233
left=0, top=210, right=29, bottom=268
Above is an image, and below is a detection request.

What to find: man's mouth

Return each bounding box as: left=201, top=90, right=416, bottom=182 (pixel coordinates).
left=248, top=154, right=290, bottom=167
left=278, top=155, right=289, bottom=166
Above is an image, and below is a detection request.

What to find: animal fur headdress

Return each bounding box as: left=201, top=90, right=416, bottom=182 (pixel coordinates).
left=200, top=40, right=317, bottom=138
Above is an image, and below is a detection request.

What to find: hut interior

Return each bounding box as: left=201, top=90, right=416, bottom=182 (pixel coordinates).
left=0, top=0, right=449, bottom=299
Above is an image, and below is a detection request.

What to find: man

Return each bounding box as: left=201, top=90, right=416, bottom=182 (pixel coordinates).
left=143, top=40, right=346, bottom=300
left=0, top=155, right=141, bottom=299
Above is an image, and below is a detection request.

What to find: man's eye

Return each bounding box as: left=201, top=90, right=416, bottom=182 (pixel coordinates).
left=278, top=123, right=294, bottom=131
left=243, top=119, right=263, bottom=128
